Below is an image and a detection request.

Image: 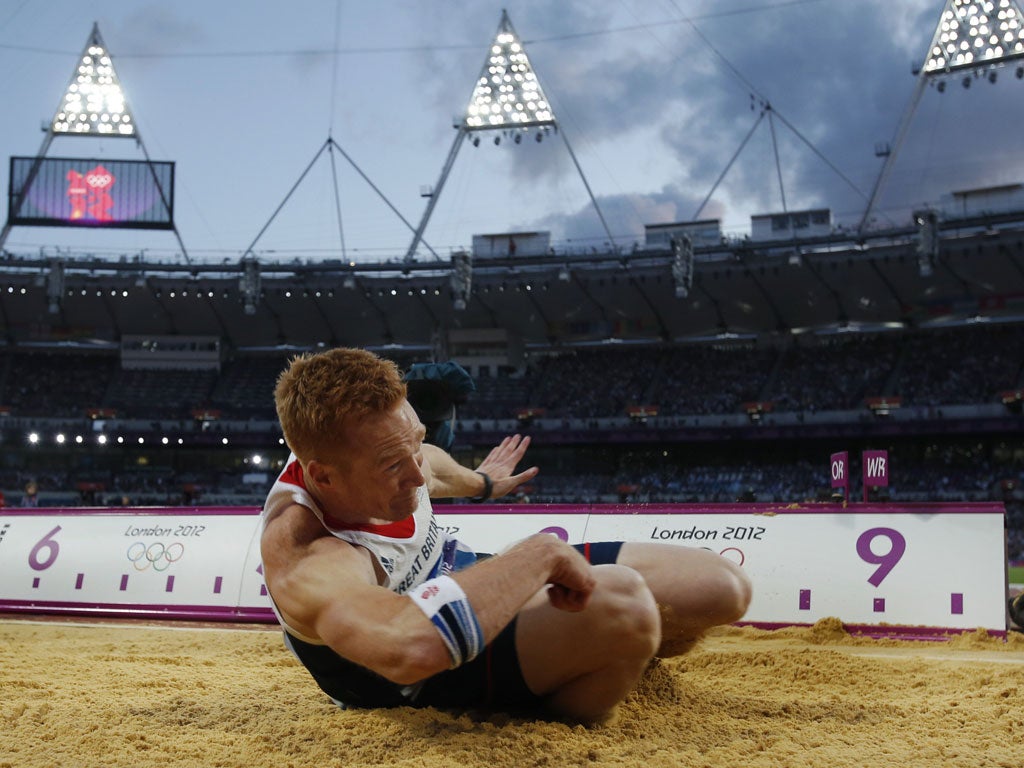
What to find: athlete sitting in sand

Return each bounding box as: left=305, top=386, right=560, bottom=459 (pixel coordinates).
left=260, top=347, right=751, bottom=722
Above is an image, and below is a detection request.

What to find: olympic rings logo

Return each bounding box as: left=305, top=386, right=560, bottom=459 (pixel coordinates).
left=718, top=547, right=745, bottom=566
left=126, top=541, right=185, bottom=572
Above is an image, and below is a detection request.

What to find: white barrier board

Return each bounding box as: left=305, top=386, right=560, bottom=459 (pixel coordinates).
left=0, top=502, right=1007, bottom=634
left=0, top=509, right=269, bottom=621
left=439, top=503, right=1007, bottom=634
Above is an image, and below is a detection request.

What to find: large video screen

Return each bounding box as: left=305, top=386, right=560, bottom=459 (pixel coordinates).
left=8, top=156, right=174, bottom=230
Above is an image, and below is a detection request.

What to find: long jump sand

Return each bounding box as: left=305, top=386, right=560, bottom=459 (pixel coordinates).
left=1, top=617, right=1022, bottom=768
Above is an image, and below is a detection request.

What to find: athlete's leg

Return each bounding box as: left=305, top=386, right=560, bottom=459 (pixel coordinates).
left=514, top=563, right=660, bottom=722
left=616, top=542, right=751, bottom=656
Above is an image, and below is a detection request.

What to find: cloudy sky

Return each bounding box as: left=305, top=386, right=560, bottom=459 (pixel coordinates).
left=0, top=0, right=1020, bottom=263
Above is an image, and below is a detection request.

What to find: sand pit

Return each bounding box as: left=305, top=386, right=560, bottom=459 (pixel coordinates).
left=1, top=618, right=1022, bottom=768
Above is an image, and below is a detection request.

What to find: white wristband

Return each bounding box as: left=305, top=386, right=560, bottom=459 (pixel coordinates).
left=409, top=575, right=484, bottom=668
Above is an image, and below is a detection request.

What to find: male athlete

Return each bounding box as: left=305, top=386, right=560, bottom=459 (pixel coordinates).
left=261, top=347, right=751, bottom=722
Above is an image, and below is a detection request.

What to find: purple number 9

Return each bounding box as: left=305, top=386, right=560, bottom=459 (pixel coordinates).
left=856, top=527, right=906, bottom=587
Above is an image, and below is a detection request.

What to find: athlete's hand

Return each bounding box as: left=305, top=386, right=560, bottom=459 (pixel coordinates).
left=542, top=539, right=595, bottom=612
left=475, top=434, right=539, bottom=499
left=546, top=582, right=591, bottom=611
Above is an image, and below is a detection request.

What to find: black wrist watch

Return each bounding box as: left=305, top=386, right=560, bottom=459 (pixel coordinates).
left=471, top=471, right=493, bottom=503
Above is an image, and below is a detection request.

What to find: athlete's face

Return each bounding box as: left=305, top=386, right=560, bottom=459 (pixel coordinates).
left=319, top=400, right=427, bottom=523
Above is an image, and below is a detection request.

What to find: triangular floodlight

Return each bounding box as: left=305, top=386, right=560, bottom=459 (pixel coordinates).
left=922, top=0, right=1024, bottom=74
left=406, top=10, right=614, bottom=262
left=860, top=0, right=1024, bottom=232
left=462, top=9, right=555, bottom=131
left=52, top=22, right=136, bottom=137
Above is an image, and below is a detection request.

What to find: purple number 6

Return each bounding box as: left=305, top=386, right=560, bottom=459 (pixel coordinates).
left=29, top=525, right=62, bottom=571
left=856, top=527, right=906, bottom=587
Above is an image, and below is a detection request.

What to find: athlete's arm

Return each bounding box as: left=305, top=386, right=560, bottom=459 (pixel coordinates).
left=422, top=435, right=538, bottom=500
left=262, top=506, right=592, bottom=686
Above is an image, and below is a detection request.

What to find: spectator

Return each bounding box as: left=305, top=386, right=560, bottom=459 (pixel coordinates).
left=22, top=481, right=38, bottom=507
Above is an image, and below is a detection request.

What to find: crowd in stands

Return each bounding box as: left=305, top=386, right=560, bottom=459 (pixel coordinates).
left=769, top=335, right=900, bottom=412
left=1, top=323, right=1023, bottom=557
left=650, top=344, right=775, bottom=415
left=458, top=324, right=1024, bottom=421
left=0, top=352, right=115, bottom=416
left=1, top=324, right=1022, bottom=421
left=896, top=325, right=1024, bottom=407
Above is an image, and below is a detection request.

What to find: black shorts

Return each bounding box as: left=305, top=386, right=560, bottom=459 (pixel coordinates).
left=284, top=541, right=623, bottom=712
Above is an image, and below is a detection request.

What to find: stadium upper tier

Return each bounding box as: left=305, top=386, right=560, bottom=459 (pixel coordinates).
left=1, top=205, right=1024, bottom=349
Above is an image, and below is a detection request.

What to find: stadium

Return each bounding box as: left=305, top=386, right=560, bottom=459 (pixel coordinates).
left=0, top=4, right=1020, bottom=553
left=2, top=2, right=1024, bottom=767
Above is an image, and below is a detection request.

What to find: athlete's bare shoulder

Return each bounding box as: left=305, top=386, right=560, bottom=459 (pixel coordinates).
left=262, top=500, right=332, bottom=556
left=262, top=501, right=378, bottom=586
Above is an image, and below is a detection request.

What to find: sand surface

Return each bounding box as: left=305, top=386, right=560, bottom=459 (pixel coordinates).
left=2, top=618, right=1022, bottom=768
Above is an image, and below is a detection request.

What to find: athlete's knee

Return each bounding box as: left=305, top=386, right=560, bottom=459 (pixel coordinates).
left=591, top=564, right=661, bottom=658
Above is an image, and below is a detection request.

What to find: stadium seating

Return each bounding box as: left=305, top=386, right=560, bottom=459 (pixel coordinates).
left=1, top=325, right=1022, bottom=558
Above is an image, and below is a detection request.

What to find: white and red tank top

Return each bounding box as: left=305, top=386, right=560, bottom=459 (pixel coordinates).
left=262, top=454, right=449, bottom=596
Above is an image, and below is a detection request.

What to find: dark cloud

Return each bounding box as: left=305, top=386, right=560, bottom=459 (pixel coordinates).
left=534, top=182, right=716, bottom=245
left=513, top=0, right=1024, bottom=238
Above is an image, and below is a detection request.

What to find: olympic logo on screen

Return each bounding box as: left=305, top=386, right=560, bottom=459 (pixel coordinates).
left=126, top=541, right=185, bottom=572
